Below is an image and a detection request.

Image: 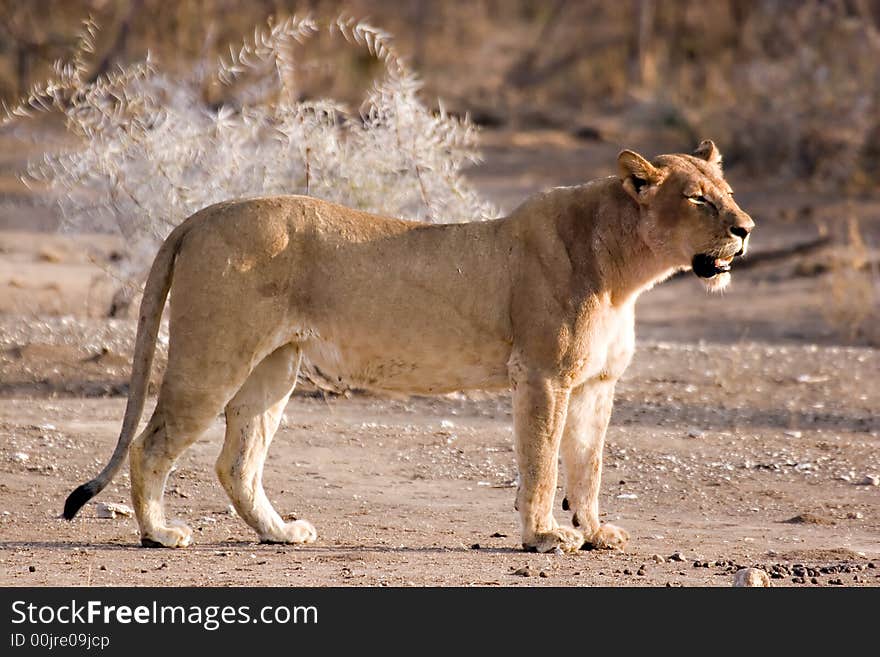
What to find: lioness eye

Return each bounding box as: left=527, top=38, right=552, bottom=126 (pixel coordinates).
left=687, top=195, right=717, bottom=212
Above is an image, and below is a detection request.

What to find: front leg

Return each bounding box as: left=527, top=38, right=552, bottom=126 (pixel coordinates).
left=511, top=373, right=583, bottom=553
left=560, top=380, right=629, bottom=550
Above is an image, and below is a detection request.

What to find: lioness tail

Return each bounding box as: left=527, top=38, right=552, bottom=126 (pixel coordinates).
left=63, top=220, right=191, bottom=520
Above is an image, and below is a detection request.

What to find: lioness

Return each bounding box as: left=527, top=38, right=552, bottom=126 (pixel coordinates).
left=63, top=140, right=753, bottom=553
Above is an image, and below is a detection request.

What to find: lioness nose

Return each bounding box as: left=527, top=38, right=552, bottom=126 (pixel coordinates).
left=730, top=225, right=752, bottom=239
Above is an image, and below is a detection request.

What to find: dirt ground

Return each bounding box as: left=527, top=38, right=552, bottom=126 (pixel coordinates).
left=0, top=128, right=878, bottom=587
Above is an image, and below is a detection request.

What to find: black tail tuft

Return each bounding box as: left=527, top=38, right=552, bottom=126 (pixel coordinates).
left=63, top=482, right=98, bottom=520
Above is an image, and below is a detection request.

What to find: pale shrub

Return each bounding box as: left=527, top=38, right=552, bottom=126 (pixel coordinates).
left=10, top=15, right=496, bottom=292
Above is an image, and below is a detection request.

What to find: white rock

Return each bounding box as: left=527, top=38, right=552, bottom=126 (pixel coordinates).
left=733, top=568, right=771, bottom=587
left=857, top=474, right=879, bottom=486
left=439, top=420, right=455, bottom=430
left=783, top=430, right=802, bottom=438
left=616, top=493, right=638, bottom=499
left=94, top=502, right=134, bottom=519
left=795, top=374, right=829, bottom=384
left=11, top=452, right=29, bottom=463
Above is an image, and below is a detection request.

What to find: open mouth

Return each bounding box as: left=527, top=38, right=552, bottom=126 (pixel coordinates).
left=692, top=253, right=734, bottom=278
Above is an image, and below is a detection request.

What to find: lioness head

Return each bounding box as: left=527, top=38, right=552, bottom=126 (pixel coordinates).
left=617, top=140, right=754, bottom=292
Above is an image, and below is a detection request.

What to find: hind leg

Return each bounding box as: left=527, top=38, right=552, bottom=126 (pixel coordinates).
left=216, top=343, right=316, bottom=544
left=130, top=387, right=226, bottom=547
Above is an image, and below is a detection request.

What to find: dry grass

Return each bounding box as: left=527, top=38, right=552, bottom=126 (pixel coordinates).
left=823, top=217, right=880, bottom=345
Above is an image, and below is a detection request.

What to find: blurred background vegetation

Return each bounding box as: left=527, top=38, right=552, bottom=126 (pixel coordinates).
left=4, top=0, right=880, bottom=190
left=1, top=0, right=879, bottom=343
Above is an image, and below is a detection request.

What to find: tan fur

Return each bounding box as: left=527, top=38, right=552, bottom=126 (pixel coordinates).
left=67, top=141, right=754, bottom=552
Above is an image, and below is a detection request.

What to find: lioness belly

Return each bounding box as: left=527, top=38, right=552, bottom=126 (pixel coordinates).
left=301, top=332, right=511, bottom=394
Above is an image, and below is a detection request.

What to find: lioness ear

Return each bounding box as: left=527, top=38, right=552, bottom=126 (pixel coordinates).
left=693, top=139, right=722, bottom=167
left=618, top=149, right=661, bottom=204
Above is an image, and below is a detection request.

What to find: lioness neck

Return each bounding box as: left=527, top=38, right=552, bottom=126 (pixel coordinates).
left=545, top=177, right=679, bottom=306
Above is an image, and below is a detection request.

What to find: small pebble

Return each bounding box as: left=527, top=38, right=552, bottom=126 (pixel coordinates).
left=668, top=551, right=686, bottom=562
left=623, top=568, right=632, bottom=575
left=512, top=566, right=532, bottom=577
left=470, top=543, right=481, bottom=550
left=28, top=565, right=36, bottom=573
left=857, top=474, right=879, bottom=486
left=12, top=452, right=29, bottom=463
left=95, top=502, right=134, bottom=519
left=652, top=554, right=666, bottom=563
left=539, top=571, right=548, bottom=578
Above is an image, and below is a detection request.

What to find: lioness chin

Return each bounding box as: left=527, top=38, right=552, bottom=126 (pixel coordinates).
left=63, top=140, right=753, bottom=554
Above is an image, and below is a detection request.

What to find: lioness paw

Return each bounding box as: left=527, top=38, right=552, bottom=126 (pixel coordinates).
left=259, top=519, right=317, bottom=545
left=581, top=523, right=628, bottom=551
left=140, top=520, right=193, bottom=548
left=523, top=526, right=584, bottom=553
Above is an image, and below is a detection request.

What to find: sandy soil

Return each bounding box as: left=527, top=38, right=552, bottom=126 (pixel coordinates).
left=0, top=129, right=878, bottom=587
